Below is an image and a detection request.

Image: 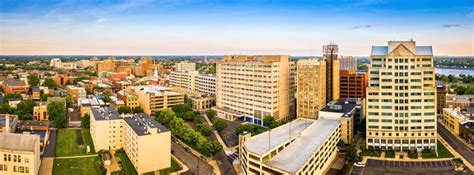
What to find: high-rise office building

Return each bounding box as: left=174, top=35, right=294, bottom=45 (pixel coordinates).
left=175, top=61, right=196, bottom=72
left=340, top=56, right=357, bottom=70
left=296, top=59, right=326, bottom=119
left=366, top=40, right=437, bottom=151
left=323, top=44, right=340, bottom=102
left=339, top=70, right=368, bottom=99
left=215, top=55, right=295, bottom=124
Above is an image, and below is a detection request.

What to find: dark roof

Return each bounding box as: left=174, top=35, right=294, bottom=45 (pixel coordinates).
left=3, top=79, right=27, bottom=87
left=463, top=121, right=474, bottom=132
left=18, top=120, right=50, bottom=127
left=321, top=99, right=358, bottom=117
left=91, top=107, right=121, bottom=121
left=32, top=86, right=40, bottom=91
left=124, top=113, right=169, bottom=136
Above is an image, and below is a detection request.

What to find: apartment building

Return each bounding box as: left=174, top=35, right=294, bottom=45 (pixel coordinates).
left=117, top=89, right=140, bottom=111
left=215, top=55, right=296, bottom=124
left=134, top=86, right=184, bottom=116
left=50, top=58, right=62, bottom=68
left=169, top=70, right=198, bottom=89
left=0, top=132, right=41, bottom=175
left=296, top=59, right=326, bottom=119
left=175, top=61, right=196, bottom=72
left=340, top=56, right=357, bottom=70
left=169, top=70, right=216, bottom=97
left=239, top=117, right=341, bottom=175
left=89, top=107, right=171, bottom=174
left=66, top=85, right=87, bottom=103
left=339, top=70, right=368, bottom=99
left=96, top=58, right=116, bottom=72
left=366, top=40, right=437, bottom=151
left=195, top=73, right=216, bottom=96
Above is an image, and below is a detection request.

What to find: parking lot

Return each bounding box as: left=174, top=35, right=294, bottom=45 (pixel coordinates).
left=352, top=159, right=463, bottom=175
left=216, top=119, right=240, bottom=147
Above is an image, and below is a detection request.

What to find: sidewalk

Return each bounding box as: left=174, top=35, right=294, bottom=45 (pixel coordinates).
left=438, top=135, right=474, bottom=171
left=202, top=114, right=234, bottom=155
left=176, top=138, right=221, bottom=175
left=438, top=122, right=474, bottom=151
left=39, top=158, right=54, bottom=175
left=55, top=154, right=98, bottom=159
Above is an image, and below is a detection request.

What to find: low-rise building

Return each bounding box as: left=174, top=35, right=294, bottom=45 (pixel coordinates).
left=441, top=107, right=468, bottom=136
left=33, top=97, right=66, bottom=121
left=461, top=121, right=474, bottom=144
left=117, top=89, right=140, bottom=111
left=134, top=86, right=184, bottom=116
left=2, top=79, right=29, bottom=94
left=89, top=107, right=171, bottom=174
left=171, top=87, right=214, bottom=112
left=66, top=85, right=87, bottom=104
left=16, top=120, right=50, bottom=151
left=0, top=132, right=41, bottom=175
left=436, top=81, right=449, bottom=115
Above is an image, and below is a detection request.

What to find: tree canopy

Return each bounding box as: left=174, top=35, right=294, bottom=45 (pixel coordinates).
left=42, top=78, right=58, bottom=87
left=81, top=113, right=90, bottom=129
left=14, top=100, right=36, bottom=120
left=47, top=101, right=67, bottom=128
left=27, top=74, right=40, bottom=87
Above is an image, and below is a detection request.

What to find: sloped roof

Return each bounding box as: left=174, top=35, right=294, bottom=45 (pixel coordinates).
left=371, top=46, right=433, bottom=56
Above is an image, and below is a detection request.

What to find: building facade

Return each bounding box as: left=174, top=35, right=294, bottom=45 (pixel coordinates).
left=134, top=86, right=184, bottom=116
left=215, top=55, right=296, bottom=124
left=340, top=56, right=357, bottom=71
left=89, top=107, right=171, bottom=174
left=323, top=44, right=340, bottom=102
left=175, top=61, right=196, bottom=72
left=195, top=74, right=216, bottom=96
left=2, top=79, right=29, bottom=94
left=0, top=132, right=41, bottom=175
left=339, top=70, right=368, bottom=99
left=296, top=59, right=326, bottom=119
left=441, top=108, right=467, bottom=136
left=366, top=41, right=437, bottom=151
left=436, top=82, right=449, bottom=115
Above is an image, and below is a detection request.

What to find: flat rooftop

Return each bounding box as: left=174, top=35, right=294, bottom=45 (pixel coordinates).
left=266, top=118, right=341, bottom=173
left=123, top=113, right=169, bottom=136
left=91, top=107, right=121, bottom=121
left=322, top=99, right=358, bottom=116
left=136, top=85, right=180, bottom=96
left=443, top=108, right=466, bottom=120
left=0, top=132, right=39, bottom=152
left=243, top=118, right=315, bottom=155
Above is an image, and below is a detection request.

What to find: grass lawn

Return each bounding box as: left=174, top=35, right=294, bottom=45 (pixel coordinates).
left=53, top=156, right=103, bottom=175
left=159, top=159, right=182, bottom=175
left=82, top=129, right=96, bottom=153
left=421, top=140, right=454, bottom=159
left=113, top=151, right=138, bottom=175
left=436, top=140, right=454, bottom=158
left=55, top=129, right=85, bottom=157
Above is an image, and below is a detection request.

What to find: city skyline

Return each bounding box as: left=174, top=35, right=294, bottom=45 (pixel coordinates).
left=1, top=0, right=473, bottom=56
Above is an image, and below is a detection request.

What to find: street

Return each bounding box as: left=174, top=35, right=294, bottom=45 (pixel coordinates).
left=171, top=142, right=214, bottom=175
left=438, top=123, right=474, bottom=166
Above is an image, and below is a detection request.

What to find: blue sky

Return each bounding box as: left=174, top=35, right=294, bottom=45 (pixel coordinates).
left=0, top=0, right=473, bottom=55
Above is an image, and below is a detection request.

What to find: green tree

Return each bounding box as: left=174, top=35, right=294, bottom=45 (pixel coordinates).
left=42, top=78, right=57, bottom=87
left=172, top=104, right=192, bottom=117
left=118, top=106, right=132, bottom=114
left=47, top=101, right=67, bottom=128
left=212, top=119, right=227, bottom=132
left=155, top=109, right=177, bottom=126
left=206, top=109, right=217, bottom=120
left=133, top=106, right=144, bottom=113
left=14, top=100, right=36, bottom=120
left=204, top=141, right=222, bottom=155
left=196, top=123, right=212, bottom=137
left=27, top=74, right=40, bottom=87
left=81, top=113, right=90, bottom=129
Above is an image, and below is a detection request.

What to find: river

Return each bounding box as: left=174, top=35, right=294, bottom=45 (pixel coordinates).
left=435, top=67, right=474, bottom=76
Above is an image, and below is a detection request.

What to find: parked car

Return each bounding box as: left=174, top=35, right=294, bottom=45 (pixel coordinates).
left=353, top=162, right=366, bottom=167
left=185, top=147, right=192, bottom=152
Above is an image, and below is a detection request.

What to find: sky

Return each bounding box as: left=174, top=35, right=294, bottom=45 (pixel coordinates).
left=0, top=0, right=473, bottom=56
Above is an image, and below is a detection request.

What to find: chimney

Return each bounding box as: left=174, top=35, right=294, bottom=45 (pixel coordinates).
left=5, top=114, right=10, bottom=133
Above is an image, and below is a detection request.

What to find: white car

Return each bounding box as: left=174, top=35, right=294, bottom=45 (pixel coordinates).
left=353, top=162, right=366, bottom=167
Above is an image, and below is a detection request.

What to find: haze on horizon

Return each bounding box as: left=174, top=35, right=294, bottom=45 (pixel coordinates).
left=0, top=0, right=473, bottom=56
